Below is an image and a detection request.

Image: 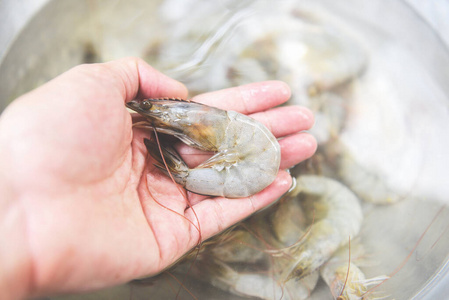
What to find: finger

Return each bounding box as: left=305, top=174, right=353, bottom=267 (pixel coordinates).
left=173, top=127, right=316, bottom=171
left=182, top=132, right=317, bottom=205
left=192, top=81, right=291, bottom=114
left=279, top=132, right=317, bottom=169
left=173, top=105, right=315, bottom=167
left=175, top=132, right=317, bottom=170
left=250, top=105, right=315, bottom=138
left=186, top=170, right=293, bottom=240
left=101, top=57, right=188, bottom=101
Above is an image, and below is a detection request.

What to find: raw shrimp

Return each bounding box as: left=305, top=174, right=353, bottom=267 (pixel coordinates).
left=269, top=188, right=308, bottom=246
left=229, top=26, right=367, bottom=105
left=320, top=244, right=388, bottom=300
left=175, top=223, right=319, bottom=300
left=178, top=253, right=318, bottom=300
left=279, top=175, right=363, bottom=281
left=338, top=149, right=406, bottom=204
left=189, top=175, right=362, bottom=298
left=126, top=98, right=281, bottom=198
left=221, top=269, right=318, bottom=300
left=151, top=1, right=367, bottom=103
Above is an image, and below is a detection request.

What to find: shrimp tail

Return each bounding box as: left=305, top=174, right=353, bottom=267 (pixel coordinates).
left=143, top=138, right=189, bottom=186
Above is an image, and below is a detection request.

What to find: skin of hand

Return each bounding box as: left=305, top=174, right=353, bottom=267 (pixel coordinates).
left=0, top=57, right=316, bottom=299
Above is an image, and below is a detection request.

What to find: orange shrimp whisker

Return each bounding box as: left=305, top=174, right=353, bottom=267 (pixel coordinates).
left=362, top=205, right=446, bottom=298
left=337, top=237, right=351, bottom=299
left=166, top=271, right=199, bottom=300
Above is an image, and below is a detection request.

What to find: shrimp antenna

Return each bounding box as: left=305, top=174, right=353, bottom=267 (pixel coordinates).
left=152, top=127, right=203, bottom=243
left=151, top=127, right=203, bottom=300
left=337, top=236, right=351, bottom=300
left=362, top=205, right=445, bottom=298
left=166, top=271, right=199, bottom=300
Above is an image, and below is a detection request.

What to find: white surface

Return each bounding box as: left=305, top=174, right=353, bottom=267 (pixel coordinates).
left=0, top=0, right=48, bottom=56
left=405, top=0, right=449, bottom=48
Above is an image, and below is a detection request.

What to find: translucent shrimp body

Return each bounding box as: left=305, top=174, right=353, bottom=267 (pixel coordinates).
left=321, top=260, right=370, bottom=300
left=126, top=98, right=281, bottom=198
left=180, top=225, right=319, bottom=300
left=320, top=244, right=387, bottom=300
left=280, top=175, right=363, bottom=281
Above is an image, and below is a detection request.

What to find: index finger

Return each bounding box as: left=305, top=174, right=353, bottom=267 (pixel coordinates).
left=192, top=81, right=291, bottom=114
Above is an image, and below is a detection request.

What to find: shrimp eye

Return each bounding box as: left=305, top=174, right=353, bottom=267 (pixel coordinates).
left=140, top=100, right=152, bottom=110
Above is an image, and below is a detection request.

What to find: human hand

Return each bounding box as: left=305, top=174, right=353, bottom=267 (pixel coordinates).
left=0, top=57, right=316, bottom=299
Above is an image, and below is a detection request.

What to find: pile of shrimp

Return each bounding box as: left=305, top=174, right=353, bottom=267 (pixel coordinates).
left=164, top=175, right=390, bottom=300
left=123, top=1, right=449, bottom=300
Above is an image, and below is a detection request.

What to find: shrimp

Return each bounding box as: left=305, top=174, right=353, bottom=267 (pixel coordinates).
left=320, top=243, right=388, bottom=300
left=188, top=175, right=362, bottom=298
left=278, top=175, right=363, bottom=281
left=177, top=253, right=318, bottom=300
left=269, top=188, right=308, bottom=246
left=174, top=222, right=319, bottom=300
left=224, top=270, right=318, bottom=300
left=126, top=98, right=281, bottom=198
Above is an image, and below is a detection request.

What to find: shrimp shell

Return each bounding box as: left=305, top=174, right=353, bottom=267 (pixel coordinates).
left=126, top=98, right=281, bottom=198
left=320, top=244, right=388, bottom=300
left=279, top=175, right=363, bottom=281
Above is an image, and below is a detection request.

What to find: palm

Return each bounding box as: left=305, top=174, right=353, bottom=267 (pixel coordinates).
left=0, top=58, right=316, bottom=296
